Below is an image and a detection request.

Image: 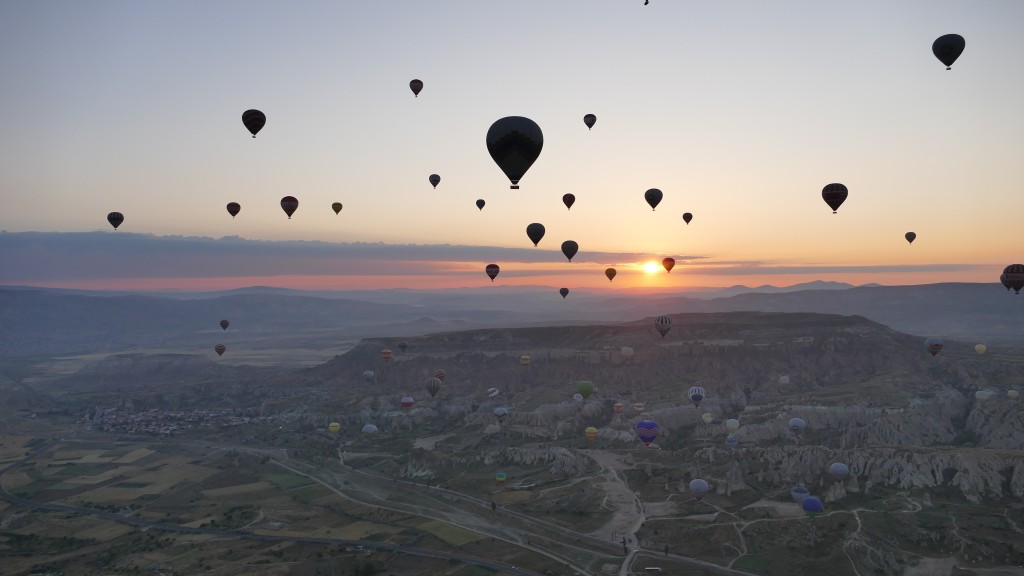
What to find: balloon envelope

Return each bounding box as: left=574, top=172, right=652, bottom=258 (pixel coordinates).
left=725, top=419, right=740, bottom=432
left=926, top=337, right=944, bottom=356
left=644, top=188, right=663, bottom=210
left=701, top=412, right=713, bottom=425
left=585, top=426, right=599, bottom=440
left=682, top=212, right=692, bottom=224
left=219, top=320, right=229, bottom=331
left=429, top=174, right=440, bottom=188
left=828, top=462, right=850, bottom=482
left=362, top=423, right=378, bottom=435
left=932, top=34, right=965, bottom=69
left=214, top=344, right=226, bottom=356
left=821, top=183, right=848, bottom=213
left=801, top=496, right=824, bottom=514
left=635, top=420, right=658, bottom=446
left=655, top=315, right=672, bottom=337
left=689, top=479, right=709, bottom=500
left=280, top=196, right=299, bottom=219
left=398, top=341, right=408, bottom=353
left=424, top=377, right=442, bottom=398
left=789, top=417, right=806, bottom=433
left=486, top=116, right=544, bottom=189
left=226, top=202, right=240, bottom=218
left=577, top=380, right=594, bottom=399
left=485, top=264, right=500, bottom=282
left=476, top=199, right=485, bottom=211
left=905, top=232, right=916, bottom=244
left=559, top=287, right=569, bottom=299
left=561, top=240, right=579, bottom=262
left=242, top=109, right=266, bottom=137
left=526, top=223, right=546, bottom=246
left=107, top=212, right=124, bottom=230
left=487, top=387, right=500, bottom=397
left=605, top=268, right=616, bottom=282
left=328, top=422, right=341, bottom=433
left=380, top=349, right=393, bottom=362
left=583, top=114, right=596, bottom=129
left=688, top=386, right=706, bottom=407
left=562, top=193, right=575, bottom=210
left=332, top=202, right=343, bottom=215
left=975, top=344, right=987, bottom=355
left=790, top=486, right=810, bottom=503
left=1003, top=264, right=1024, bottom=294
left=409, top=78, right=423, bottom=96
left=662, top=258, right=675, bottom=273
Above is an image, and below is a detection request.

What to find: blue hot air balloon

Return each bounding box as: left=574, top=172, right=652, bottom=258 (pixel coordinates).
left=635, top=420, right=659, bottom=446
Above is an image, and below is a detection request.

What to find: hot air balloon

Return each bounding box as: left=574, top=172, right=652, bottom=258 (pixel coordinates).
left=429, top=174, right=440, bottom=188
left=613, top=402, right=624, bottom=414
left=573, top=393, right=584, bottom=402
left=975, top=344, right=987, bottom=355
left=561, top=241, right=579, bottom=262
left=585, top=426, right=599, bottom=441
left=583, top=114, right=596, bottom=130
left=655, top=315, right=672, bottom=338
left=363, top=370, right=376, bottom=383
left=214, top=344, right=226, bottom=356
left=242, top=109, right=266, bottom=138
left=633, top=402, right=645, bottom=413
left=789, top=417, right=806, bottom=434
left=1000, top=273, right=1011, bottom=291
left=559, top=288, right=569, bottom=299
left=932, top=34, right=965, bottom=70
left=790, top=486, right=810, bottom=503
left=495, top=471, right=506, bottom=485
left=725, top=419, right=740, bottom=432
left=328, top=422, right=341, bottom=433
left=701, top=413, right=713, bottom=425
left=925, top=337, right=944, bottom=356
left=409, top=79, right=423, bottom=96
left=577, top=380, right=594, bottom=399
left=280, top=196, right=299, bottom=219
left=778, top=375, right=791, bottom=385
left=562, top=193, right=575, bottom=210
left=689, top=479, right=709, bottom=501
left=605, top=268, right=616, bottom=282
left=332, top=202, right=343, bottom=215
left=485, top=264, right=500, bottom=282
left=381, top=349, right=393, bottom=362
left=975, top=390, right=995, bottom=401
left=486, top=116, right=543, bottom=189
left=434, top=369, right=447, bottom=382
left=905, top=232, right=916, bottom=244
left=526, top=223, right=546, bottom=246
left=635, top=420, right=658, bottom=446
left=107, top=212, right=124, bottom=230
left=724, top=436, right=738, bottom=447
left=1009, top=390, right=1020, bottom=399
left=519, top=355, right=531, bottom=366
left=828, top=462, right=850, bottom=482
left=802, top=496, right=824, bottom=515
left=822, top=183, right=848, bottom=214
left=424, top=377, right=441, bottom=398
left=219, top=320, right=229, bottom=331
left=400, top=396, right=415, bottom=413
left=398, top=341, right=408, bottom=353
left=494, top=407, right=508, bottom=422
left=487, top=387, right=500, bottom=398
left=226, top=202, right=240, bottom=218
left=662, top=258, right=675, bottom=273
left=687, top=386, right=705, bottom=408
left=476, top=199, right=485, bottom=211
left=682, top=213, right=692, bottom=225
left=644, top=188, right=663, bottom=211
left=620, top=346, right=634, bottom=360
left=362, top=423, right=378, bottom=435
left=1003, top=264, right=1024, bottom=294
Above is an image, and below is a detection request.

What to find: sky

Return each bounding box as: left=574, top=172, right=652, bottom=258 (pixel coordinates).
left=1, top=1, right=1021, bottom=292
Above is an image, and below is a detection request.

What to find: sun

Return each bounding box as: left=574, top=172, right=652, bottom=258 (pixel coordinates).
left=642, top=261, right=660, bottom=274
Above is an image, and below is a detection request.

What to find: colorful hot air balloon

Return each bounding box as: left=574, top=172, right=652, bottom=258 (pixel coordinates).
left=655, top=315, right=672, bottom=338
left=332, top=202, right=343, bottom=215
left=559, top=287, right=569, bottom=299
left=644, top=188, right=663, bottom=211
left=280, top=196, right=299, bottom=219
left=242, top=109, right=266, bottom=138
left=975, top=343, right=987, bottom=355
left=1003, top=264, right=1024, bottom=294
left=821, top=183, right=848, bottom=214
left=226, top=202, right=240, bottom=218
left=361, top=423, right=378, bottom=435
left=562, top=193, right=575, bottom=210
left=214, top=344, right=226, bottom=356
left=487, top=387, right=500, bottom=398
left=635, top=420, right=658, bottom=446
left=561, top=241, right=579, bottom=262
left=689, top=479, right=709, bottom=501
left=429, top=174, right=440, bottom=188
left=633, top=402, right=645, bottom=413
left=328, top=422, right=341, bottom=433
left=424, top=377, right=442, bottom=398
left=380, top=349, right=393, bottom=362
left=494, top=407, right=508, bottom=421
left=434, top=369, right=447, bottom=382
left=519, top=355, right=531, bottom=366
left=725, top=419, right=740, bottom=432
left=620, top=346, right=634, bottom=360
left=476, top=199, right=485, bottom=211
left=828, top=462, right=850, bottom=482
left=583, top=114, right=596, bottom=130
left=905, top=232, right=916, bottom=244
left=219, top=320, right=229, bottom=331
left=925, top=337, right=944, bottom=356
left=613, top=402, right=624, bottom=414
left=701, top=413, right=713, bottom=425
left=605, top=268, right=616, bottom=282
left=687, top=386, right=706, bottom=407
left=485, top=264, right=500, bottom=282
left=400, top=396, right=415, bottom=413
left=577, top=380, right=594, bottom=399
left=585, top=426, right=599, bottom=441
left=790, top=486, right=810, bottom=503
left=398, top=341, right=408, bottom=353
left=573, top=393, right=584, bottom=402
left=486, top=116, right=543, bottom=189
left=801, top=496, right=824, bottom=515
left=526, top=223, right=546, bottom=246
left=409, top=79, right=423, bottom=96
left=662, top=258, right=675, bottom=273
left=789, top=417, right=806, bottom=434
left=682, top=212, right=692, bottom=225
left=495, top=471, right=507, bottom=485
left=932, top=34, right=965, bottom=70
left=107, top=212, right=124, bottom=230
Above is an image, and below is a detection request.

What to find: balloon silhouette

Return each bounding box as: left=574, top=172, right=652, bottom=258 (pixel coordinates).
left=242, top=109, right=265, bottom=138
left=486, top=116, right=543, bottom=189
left=821, top=183, right=848, bottom=213
left=485, top=264, right=500, bottom=282
left=219, top=320, right=229, bottom=331
left=662, top=258, right=675, bottom=273
left=682, top=212, right=692, bottom=224
left=605, top=268, right=616, bottom=282
left=559, top=287, right=569, bottom=299
left=561, top=240, right=579, bottom=262
left=526, top=223, right=546, bottom=246
left=409, top=79, right=423, bottom=96
left=107, top=212, right=124, bottom=230
left=905, top=232, right=916, bottom=244
left=932, top=34, right=965, bottom=70
left=583, top=114, right=596, bottom=130
left=280, top=196, right=299, bottom=219
left=226, top=202, right=240, bottom=218
left=476, top=199, right=485, bottom=211
left=214, top=344, right=226, bottom=356
left=644, top=188, right=663, bottom=210
left=562, top=193, right=575, bottom=210
left=429, top=174, right=440, bottom=188
left=332, top=202, right=343, bottom=215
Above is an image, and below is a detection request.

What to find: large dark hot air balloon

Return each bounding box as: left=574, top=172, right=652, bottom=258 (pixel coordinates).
left=932, top=34, right=965, bottom=70
left=486, top=116, right=543, bottom=189
left=280, top=196, right=299, bottom=219
left=562, top=193, right=575, bottom=210
left=1000, top=273, right=1011, bottom=291
left=332, top=202, right=343, bottom=215
left=802, top=496, right=824, bottom=515
left=485, top=264, right=500, bottom=282
left=409, top=79, right=423, bottom=96
left=1003, top=264, right=1024, bottom=294
left=398, top=341, right=408, bottom=353
left=561, top=241, right=579, bottom=262
left=107, top=212, right=124, bottom=230
left=655, top=315, right=672, bottom=338
left=905, top=232, right=916, bottom=244
left=605, top=268, right=616, bottom=282
left=662, top=258, right=675, bottom=273
left=559, top=287, right=569, bottom=299
left=822, top=183, right=848, bottom=213
left=424, top=377, right=441, bottom=398
left=429, top=174, right=440, bottom=188
left=242, top=109, right=266, bottom=138
left=682, top=213, right=692, bottom=225
left=644, top=188, right=663, bottom=211
left=583, top=114, right=596, bottom=130
left=476, top=199, right=485, bottom=211
left=214, top=344, right=226, bottom=356
left=926, top=337, right=944, bottom=356
left=526, top=223, right=546, bottom=246
left=219, top=320, right=229, bottom=331
left=226, top=203, right=240, bottom=218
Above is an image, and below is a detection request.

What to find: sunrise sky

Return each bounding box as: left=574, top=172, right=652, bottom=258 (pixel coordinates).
left=1, top=1, right=1021, bottom=292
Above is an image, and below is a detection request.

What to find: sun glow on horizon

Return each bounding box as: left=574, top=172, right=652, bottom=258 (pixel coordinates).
left=642, top=261, right=660, bottom=274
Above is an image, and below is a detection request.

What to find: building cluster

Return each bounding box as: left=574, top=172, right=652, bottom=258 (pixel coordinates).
left=87, top=408, right=268, bottom=435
